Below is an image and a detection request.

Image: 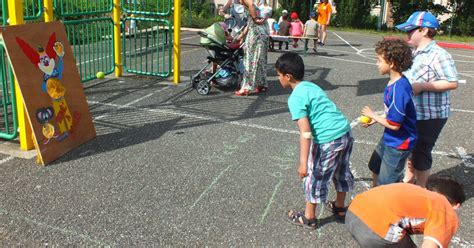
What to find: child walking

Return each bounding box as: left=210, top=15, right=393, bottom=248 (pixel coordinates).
left=276, top=52, right=354, bottom=228
left=289, top=12, right=303, bottom=48
left=361, top=38, right=417, bottom=187
left=303, top=12, right=319, bottom=53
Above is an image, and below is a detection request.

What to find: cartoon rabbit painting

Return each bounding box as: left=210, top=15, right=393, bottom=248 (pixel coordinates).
left=16, top=32, right=74, bottom=142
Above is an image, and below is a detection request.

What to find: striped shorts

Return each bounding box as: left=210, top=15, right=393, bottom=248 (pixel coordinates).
left=303, top=131, right=354, bottom=203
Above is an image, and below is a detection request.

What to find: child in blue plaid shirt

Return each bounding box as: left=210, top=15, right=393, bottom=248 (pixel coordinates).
left=395, top=11, right=459, bottom=187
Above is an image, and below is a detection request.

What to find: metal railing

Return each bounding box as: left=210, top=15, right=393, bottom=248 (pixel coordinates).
left=122, top=17, right=171, bottom=77
left=64, top=17, right=115, bottom=82
left=121, top=0, right=172, bottom=17
left=0, top=42, right=18, bottom=140
left=24, top=0, right=43, bottom=20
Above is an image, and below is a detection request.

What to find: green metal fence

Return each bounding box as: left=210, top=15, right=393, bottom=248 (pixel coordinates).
left=64, top=18, right=115, bottom=82
left=1, top=0, right=7, bottom=25
left=121, top=0, right=171, bottom=16
left=122, top=17, right=171, bottom=77
left=0, top=42, right=18, bottom=140
left=0, top=1, right=18, bottom=140
left=54, top=0, right=112, bottom=17
left=121, top=0, right=172, bottom=77
left=56, top=0, right=115, bottom=82
left=24, top=0, right=43, bottom=20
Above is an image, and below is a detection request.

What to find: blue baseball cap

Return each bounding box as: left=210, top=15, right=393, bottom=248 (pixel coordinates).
left=395, top=11, right=440, bottom=32
left=310, top=12, right=317, bottom=18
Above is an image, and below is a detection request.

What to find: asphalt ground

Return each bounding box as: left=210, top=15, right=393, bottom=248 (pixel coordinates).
left=0, top=30, right=473, bottom=246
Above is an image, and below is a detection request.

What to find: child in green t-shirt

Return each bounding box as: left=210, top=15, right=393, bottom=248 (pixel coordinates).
left=275, top=52, right=354, bottom=229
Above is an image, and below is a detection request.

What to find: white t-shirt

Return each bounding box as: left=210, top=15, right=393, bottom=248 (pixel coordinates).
left=267, top=18, right=276, bottom=34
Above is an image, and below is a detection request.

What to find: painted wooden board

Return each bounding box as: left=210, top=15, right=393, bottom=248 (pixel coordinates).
left=0, top=21, right=96, bottom=165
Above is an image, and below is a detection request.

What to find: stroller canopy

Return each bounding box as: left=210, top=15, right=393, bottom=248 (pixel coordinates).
left=200, top=23, right=226, bottom=47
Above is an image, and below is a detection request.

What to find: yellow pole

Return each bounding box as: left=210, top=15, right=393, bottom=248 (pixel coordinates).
left=173, top=0, right=181, bottom=84
left=8, top=0, right=34, bottom=150
left=113, top=0, right=122, bottom=77
left=44, top=0, right=54, bottom=22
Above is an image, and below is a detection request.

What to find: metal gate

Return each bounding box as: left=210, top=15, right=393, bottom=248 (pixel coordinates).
left=0, top=41, right=17, bottom=140
left=55, top=0, right=173, bottom=80
left=121, top=0, right=172, bottom=77
left=55, top=0, right=115, bottom=82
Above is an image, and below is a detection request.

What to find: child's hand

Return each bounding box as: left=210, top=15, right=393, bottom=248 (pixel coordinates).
left=361, top=106, right=375, bottom=119
left=411, top=83, right=423, bottom=95
left=254, top=18, right=265, bottom=25
left=361, top=118, right=376, bottom=128
left=297, top=163, right=308, bottom=179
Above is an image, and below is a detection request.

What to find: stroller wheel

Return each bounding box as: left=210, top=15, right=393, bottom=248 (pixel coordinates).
left=196, top=79, right=211, bottom=95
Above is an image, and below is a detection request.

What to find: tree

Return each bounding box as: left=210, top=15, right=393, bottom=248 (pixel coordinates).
left=441, top=0, right=474, bottom=36
left=391, top=0, right=448, bottom=26
left=279, top=0, right=310, bottom=22
left=332, top=0, right=378, bottom=29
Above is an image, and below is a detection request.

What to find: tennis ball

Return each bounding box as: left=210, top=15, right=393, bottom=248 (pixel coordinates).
left=96, top=71, right=105, bottom=79
left=359, top=115, right=372, bottom=124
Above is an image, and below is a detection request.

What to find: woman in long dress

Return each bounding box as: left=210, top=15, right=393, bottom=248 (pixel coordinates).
left=235, top=0, right=269, bottom=96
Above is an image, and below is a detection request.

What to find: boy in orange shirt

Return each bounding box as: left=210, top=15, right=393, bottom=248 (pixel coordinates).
left=346, top=176, right=465, bottom=247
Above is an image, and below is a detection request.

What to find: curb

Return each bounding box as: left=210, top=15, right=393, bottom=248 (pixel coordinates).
left=437, top=41, right=474, bottom=50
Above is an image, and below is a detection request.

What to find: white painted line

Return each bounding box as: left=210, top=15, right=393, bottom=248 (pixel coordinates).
left=356, top=48, right=377, bottom=61
left=181, top=35, right=200, bottom=41
left=456, top=147, right=473, bottom=168
left=332, top=31, right=361, bottom=53
left=87, top=100, right=458, bottom=157
left=0, top=156, right=14, bottom=165
left=451, top=235, right=474, bottom=247
left=318, top=55, right=376, bottom=65
left=450, top=59, right=474, bottom=63
left=458, top=73, right=474, bottom=78
left=458, top=79, right=467, bottom=84
left=452, top=108, right=474, bottom=113
left=451, top=53, right=474, bottom=58
left=150, top=48, right=202, bottom=64
left=93, top=86, right=170, bottom=120
left=123, top=86, right=170, bottom=107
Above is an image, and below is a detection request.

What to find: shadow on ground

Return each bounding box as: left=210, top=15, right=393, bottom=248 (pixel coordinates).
left=432, top=158, right=474, bottom=201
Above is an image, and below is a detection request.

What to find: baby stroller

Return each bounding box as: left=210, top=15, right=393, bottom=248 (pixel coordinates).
left=191, top=22, right=245, bottom=95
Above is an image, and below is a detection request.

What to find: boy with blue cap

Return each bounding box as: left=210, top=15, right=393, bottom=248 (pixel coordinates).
left=395, top=11, right=459, bottom=188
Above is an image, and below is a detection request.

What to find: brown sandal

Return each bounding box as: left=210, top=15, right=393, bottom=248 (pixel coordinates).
left=287, top=210, right=317, bottom=229
left=324, top=201, right=347, bottom=221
